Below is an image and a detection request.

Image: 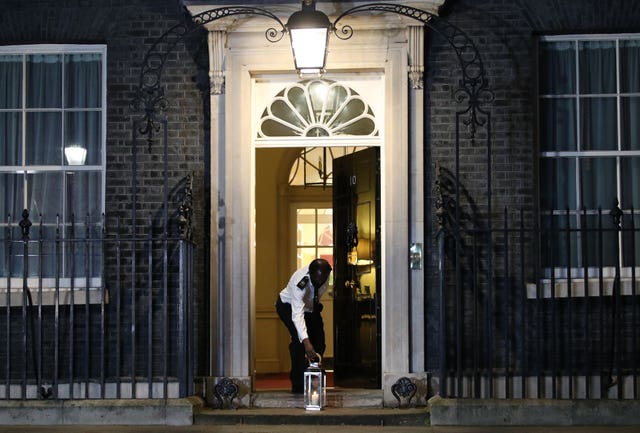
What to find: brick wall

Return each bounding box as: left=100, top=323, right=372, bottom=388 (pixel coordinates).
left=424, top=0, right=640, bottom=371
left=0, top=0, right=210, bottom=381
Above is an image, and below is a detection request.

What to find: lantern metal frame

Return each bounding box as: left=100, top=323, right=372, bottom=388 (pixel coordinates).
left=303, top=354, right=326, bottom=410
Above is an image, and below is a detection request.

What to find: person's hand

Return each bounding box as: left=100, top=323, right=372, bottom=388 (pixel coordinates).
left=303, top=338, right=317, bottom=361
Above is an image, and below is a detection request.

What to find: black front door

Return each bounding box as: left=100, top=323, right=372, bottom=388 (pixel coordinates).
left=332, top=147, right=380, bottom=388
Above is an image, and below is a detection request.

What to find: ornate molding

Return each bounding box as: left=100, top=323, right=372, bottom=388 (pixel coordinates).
left=208, top=30, right=226, bottom=95
left=391, top=377, right=417, bottom=408
left=408, top=25, right=424, bottom=90
left=213, top=377, right=239, bottom=409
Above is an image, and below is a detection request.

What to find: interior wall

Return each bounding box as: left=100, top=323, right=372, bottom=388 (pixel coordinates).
left=254, top=148, right=290, bottom=374
left=254, top=147, right=335, bottom=375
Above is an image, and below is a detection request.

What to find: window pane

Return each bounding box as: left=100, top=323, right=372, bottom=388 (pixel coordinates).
left=584, top=214, right=617, bottom=268
left=297, top=247, right=316, bottom=270
left=541, top=214, right=578, bottom=267
left=26, top=226, right=57, bottom=277
left=581, top=157, right=617, bottom=209
left=297, top=209, right=316, bottom=246
left=540, top=158, right=576, bottom=210
left=26, top=112, right=62, bottom=165
left=64, top=223, right=102, bottom=278
left=64, top=53, right=102, bottom=108
left=622, top=157, right=640, bottom=210
left=579, top=40, right=616, bottom=94
left=317, top=211, right=333, bottom=247
left=65, top=111, right=101, bottom=165
left=26, top=54, right=62, bottom=108
left=66, top=171, right=102, bottom=218
left=0, top=55, right=22, bottom=109
left=0, top=173, right=23, bottom=219
left=621, top=97, right=640, bottom=150
left=620, top=40, right=640, bottom=93
left=539, top=41, right=575, bottom=94
left=1, top=227, right=23, bottom=277
left=0, top=112, right=22, bottom=165
left=27, top=172, right=63, bottom=222
left=580, top=97, right=617, bottom=151
left=622, top=214, right=640, bottom=267
left=317, top=247, right=333, bottom=266
left=286, top=86, right=310, bottom=122
left=540, top=98, right=576, bottom=151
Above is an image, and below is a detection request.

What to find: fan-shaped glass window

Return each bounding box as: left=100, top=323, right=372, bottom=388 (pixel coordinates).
left=259, top=79, right=378, bottom=138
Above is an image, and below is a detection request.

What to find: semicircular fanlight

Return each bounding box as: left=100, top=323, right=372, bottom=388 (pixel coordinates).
left=258, top=79, right=378, bottom=138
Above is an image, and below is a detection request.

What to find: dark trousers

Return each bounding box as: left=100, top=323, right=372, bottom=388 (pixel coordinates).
left=275, top=296, right=325, bottom=393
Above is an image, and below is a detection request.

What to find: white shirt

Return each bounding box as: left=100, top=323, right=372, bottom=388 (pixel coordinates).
left=278, top=264, right=329, bottom=342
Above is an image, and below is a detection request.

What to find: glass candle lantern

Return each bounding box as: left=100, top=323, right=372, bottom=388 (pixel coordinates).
left=303, top=354, right=325, bottom=410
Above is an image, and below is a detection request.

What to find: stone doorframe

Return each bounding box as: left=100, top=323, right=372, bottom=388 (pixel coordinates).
left=202, top=10, right=427, bottom=407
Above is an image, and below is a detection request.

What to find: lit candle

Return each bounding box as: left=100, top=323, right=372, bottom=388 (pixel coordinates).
left=311, top=391, right=319, bottom=405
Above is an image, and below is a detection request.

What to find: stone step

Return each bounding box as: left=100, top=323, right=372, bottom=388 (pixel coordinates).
left=251, top=389, right=383, bottom=409
left=194, top=407, right=429, bottom=426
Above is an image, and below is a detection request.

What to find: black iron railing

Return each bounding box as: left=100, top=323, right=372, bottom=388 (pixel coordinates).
left=437, top=198, right=640, bottom=399
left=0, top=210, right=194, bottom=400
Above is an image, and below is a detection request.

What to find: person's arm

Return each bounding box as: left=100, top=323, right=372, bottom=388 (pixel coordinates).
left=289, top=277, right=317, bottom=360
left=302, top=338, right=316, bottom=360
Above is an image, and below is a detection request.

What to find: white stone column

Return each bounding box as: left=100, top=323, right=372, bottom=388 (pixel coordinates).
left=408, top=25, right=426, bottom=375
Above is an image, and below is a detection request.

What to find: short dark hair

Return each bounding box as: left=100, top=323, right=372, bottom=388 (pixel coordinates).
left=309, top=258, right=332, bottom=273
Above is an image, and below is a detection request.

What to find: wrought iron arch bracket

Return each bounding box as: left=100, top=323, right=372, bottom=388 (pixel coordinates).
left=333, top=3, right=494, bottom=142
left=131, top=7, right=286, bottom=145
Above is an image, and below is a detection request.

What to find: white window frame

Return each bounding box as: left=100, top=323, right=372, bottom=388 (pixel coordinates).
left=537, top=33, right=640, bottom=297
left=0, top=44, right=107, bottom=305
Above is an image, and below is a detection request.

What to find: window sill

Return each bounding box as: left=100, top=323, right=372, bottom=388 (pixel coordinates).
left=0, top=277, right=106, bottom=306
left=526, top=277, right=639, bottom=299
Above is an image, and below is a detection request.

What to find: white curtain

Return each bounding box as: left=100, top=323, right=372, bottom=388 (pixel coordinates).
left=1, top=51, right=102, bottom=277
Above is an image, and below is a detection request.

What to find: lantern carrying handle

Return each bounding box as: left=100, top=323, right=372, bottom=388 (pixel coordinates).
left=311, top=353, right=322, bottom=366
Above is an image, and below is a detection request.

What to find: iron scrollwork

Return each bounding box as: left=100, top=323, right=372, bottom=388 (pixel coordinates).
left=333, top=3, right=493, bottom=143
left=391, top=376, right=417, bottom=408
left=178, top=174, right=194, bottom=240
left=213, top=377, right=239, bottom=409
left=131, top=7, right=286, bottom=147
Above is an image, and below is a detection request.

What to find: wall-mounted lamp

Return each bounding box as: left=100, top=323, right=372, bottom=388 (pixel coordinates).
left=64, top=144, right=87, bottom=166
left=286, top=0, right=331, bottom=76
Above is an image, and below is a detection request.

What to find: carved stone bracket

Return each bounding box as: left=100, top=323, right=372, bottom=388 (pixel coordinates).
left=391, top=377, right=417, bottom=408
left=408, top=25, right=424, bottom=89
left=208, top=30, right=226, bottom=95
left=213, top=377, right=239, bottom=409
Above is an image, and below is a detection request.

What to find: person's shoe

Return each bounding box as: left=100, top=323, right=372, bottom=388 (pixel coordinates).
left=291, top=386, right=304, bottom=394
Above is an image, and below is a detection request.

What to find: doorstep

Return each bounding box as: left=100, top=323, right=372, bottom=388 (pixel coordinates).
left=194, top=407, right=429, bottom=426
left=195, top=388, right=428, bottom=426
left=251, top=389, right=383, bottom=409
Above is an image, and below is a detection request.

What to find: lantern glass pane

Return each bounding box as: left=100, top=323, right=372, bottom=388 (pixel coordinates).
left=290, top=28, right=327, bottom=71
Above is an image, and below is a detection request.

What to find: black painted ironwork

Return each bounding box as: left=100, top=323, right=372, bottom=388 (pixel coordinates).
left=434, top=192, right=640, bottom=399
left=179, top=174, right=194, bottom=241
left=333, top=3, right=493, bottom=143
left=391, top=377, right=417, bottom=408
left=0, top=207, right=194, bottom=400
left=131, top=6, right=286, bottom=148
left=213, top=377, right=239, bottom=409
